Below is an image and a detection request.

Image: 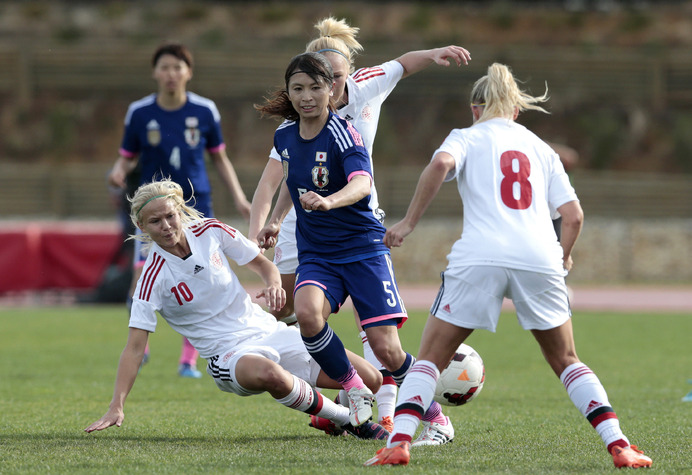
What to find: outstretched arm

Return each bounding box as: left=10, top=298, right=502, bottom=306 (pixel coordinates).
left=384, top=152, right=456, bottom=248
left=209, top=149, right=252, bottom=221
left=396, top=45, right=471, bottom=79
left=84, top=327, right=149, bottom=433
left=248, top=159, right=285, bottom=245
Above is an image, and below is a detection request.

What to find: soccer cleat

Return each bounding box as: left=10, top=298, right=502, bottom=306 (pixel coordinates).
left=411, top=416, right=455, bottom=447
left=379, top=416, right=394, bottom=433
left=347, top=386, right=374, bottom=427
left=308, top=415, right=346, bottom=437
left=363, top=441, right=411, bottom=466
left=610, top=445, right=652, bottom=468
left=178, top=363, right=202, bottom=379
left=309, top=415, right=388, bottom=440
left=341, top=421, right=389, bottom=440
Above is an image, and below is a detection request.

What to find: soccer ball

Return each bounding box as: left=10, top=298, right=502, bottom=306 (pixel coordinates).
left=434, top=343, right=485, bottom=406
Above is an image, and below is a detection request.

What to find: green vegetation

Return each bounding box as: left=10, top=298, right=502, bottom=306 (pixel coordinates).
left=1, top=306, right=689, bottom=473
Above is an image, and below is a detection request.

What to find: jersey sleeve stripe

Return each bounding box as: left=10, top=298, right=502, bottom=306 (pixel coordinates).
left=206, top=143, right=226, bottom=153
left=138, top=252, right=165, bottom=301
left=187, top=92, right=222, bottom=122
left=347, top=170, right=372, bottom=183
left=191, top=219, right=237, bottom=238
left=353, top=67, right=385, bottom=82
left=327, top=118, right=354, bottom=152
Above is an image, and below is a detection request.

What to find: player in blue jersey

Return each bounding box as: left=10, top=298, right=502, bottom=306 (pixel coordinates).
left=255, top=53, right=453, bottom=437
left=107, top=43, right=251, bottom=378
left=249, top=16, right=470, bottom=436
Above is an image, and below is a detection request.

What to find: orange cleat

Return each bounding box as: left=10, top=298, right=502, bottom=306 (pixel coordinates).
left=363, top=441, right=411, bottom=466
left=610, top=445, right=652, bottom=468
left=379, top=416, right=394, bottom=434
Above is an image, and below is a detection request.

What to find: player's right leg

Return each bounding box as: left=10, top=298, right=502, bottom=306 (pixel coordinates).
left=294, top=268, right=373, bottom=426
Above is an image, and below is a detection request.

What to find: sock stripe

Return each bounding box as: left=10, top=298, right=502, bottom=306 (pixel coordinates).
left=607, top=439, right=629, bottom=453
left=394, top=403, right=425, bottom=419
left=587, top=405, right=617, bottom=427
left=302, top=325, right=334, bottom=353
left=410, top=364, right=439, bottom=381
left=562, top=366, right=594, bottom=392
left=306, top=388, right=323, bottom=415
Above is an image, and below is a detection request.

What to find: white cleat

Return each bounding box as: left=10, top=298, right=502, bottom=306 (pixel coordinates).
left=411, top=416, right=455, bottom=447
left=347, top=386, right=374, bottom=427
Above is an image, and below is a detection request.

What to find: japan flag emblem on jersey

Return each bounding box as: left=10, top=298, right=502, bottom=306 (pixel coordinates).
left=184, top=116, right=200, bottom=148
left=312, top=166, right=329, bottom=189
left=315, top=151, right=327, bottom=162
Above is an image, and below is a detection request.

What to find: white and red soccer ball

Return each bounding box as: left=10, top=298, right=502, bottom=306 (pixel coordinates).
left=434, top=343, right=485, bottom=406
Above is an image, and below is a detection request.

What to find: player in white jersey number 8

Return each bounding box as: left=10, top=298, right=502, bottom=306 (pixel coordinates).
left=364, top=63, right=652, bottom=468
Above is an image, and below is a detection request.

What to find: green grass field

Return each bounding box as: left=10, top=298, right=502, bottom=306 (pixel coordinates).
left=0, top=305, right=690, bottom=474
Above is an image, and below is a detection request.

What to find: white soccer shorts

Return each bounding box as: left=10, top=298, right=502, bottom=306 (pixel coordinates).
left=206, top=324, right=321, bottom=396
left=274, top=220, right=299, bottom=275
left=431, top=266, right=571, bottom=332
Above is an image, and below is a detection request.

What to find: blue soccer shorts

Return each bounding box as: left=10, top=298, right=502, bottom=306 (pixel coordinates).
left=295, top=253, right=408, bottom=329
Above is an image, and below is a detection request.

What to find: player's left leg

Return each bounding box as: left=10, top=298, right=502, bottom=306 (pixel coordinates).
left=532, top=321, right=651, bottom=468
left=178, top=337, right=201, bottom=378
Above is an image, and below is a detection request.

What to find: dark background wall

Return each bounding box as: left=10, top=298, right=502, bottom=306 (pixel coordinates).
left=1, top=0, right=692, bottom=220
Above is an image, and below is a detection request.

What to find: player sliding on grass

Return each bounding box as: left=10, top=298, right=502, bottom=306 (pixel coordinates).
left=365, top=63, right=652, bottom=468
left=84, top=179, right=387, bottom=440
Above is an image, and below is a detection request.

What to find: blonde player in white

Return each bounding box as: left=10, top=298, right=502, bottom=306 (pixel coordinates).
left=85, top=179, right=388, bottom=440
left=249, top=16, right=471, bottom=435
left=365, top=64, right=652, bottom=468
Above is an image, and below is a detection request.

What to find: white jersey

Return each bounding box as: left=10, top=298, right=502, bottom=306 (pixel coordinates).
left=270, top=60, right=404, bottom=242
left=129, top=218, right=281, bottom=358
left=436, top=118, right=578, bottom=275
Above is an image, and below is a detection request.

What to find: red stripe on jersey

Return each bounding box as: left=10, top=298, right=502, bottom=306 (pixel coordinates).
left=353, top=68, right=386, bottom=83
left=191, top=219, right=237, bottom=238
left=353, top=67, right=385, bottom=82
left=138, top=252, right=165, bottom=301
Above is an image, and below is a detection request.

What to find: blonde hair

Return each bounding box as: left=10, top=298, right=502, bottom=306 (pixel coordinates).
left=128, top=178, right=204, bottom=245
left=305, top=17, right=363, bottom=74
left=470, top=63, right=549, bottom=123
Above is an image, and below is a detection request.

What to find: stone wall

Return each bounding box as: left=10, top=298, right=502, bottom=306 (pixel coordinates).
left=229, top=218, right=692, bottom=285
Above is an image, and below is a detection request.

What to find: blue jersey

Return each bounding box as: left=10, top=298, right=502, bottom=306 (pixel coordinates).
left=274, top=112, right=388, bottom=264
left=120, top=92, right=225, bottom=214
